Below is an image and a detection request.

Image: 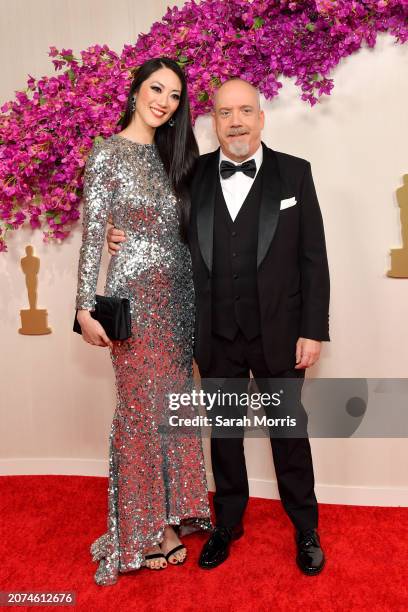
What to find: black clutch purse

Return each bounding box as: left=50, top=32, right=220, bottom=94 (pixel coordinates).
left=73, top=295, right=131, bottom=341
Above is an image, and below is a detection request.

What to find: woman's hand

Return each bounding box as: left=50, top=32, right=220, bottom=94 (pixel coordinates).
left=76, top=310, right=113, bottom=349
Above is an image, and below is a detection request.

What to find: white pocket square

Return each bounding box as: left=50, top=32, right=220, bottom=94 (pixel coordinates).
left=280, top=197, right=297, bottom=210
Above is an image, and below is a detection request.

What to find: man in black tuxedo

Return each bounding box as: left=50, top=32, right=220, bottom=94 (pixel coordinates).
left=107, top=78, right=330, bottom=575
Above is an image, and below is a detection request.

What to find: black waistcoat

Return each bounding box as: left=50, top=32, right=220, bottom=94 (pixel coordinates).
left=212, top=167, right=263, bottom=340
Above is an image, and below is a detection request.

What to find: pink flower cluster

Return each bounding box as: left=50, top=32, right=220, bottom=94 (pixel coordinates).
left=1, top=0, right=407, bottom=250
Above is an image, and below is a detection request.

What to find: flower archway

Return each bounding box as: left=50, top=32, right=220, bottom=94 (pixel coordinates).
left=1, top=0, right=407, bottom=250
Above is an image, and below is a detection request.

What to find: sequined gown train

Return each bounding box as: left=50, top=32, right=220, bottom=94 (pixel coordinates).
left=76, top=134, right=212, bottom=586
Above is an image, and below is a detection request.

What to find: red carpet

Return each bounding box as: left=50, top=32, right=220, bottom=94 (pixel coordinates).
left=0, top=476, right=407, bottom=612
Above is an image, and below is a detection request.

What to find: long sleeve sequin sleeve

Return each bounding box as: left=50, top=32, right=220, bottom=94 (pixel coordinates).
left=75, top=142, right=115, bottom=310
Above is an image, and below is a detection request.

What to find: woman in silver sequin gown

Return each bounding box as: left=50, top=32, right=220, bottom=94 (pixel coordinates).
left=75, top=59, right=212, bottom=586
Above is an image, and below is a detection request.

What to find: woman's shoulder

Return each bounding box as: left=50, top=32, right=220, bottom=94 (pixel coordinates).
left=85, top=135, right=119, bottom=169
left=91, top=134, right=120, bottom=155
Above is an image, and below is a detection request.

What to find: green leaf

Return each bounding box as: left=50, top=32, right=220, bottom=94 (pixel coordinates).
left=5, top=223, right=14, bottom=230
left=93, top=135, right=105, bottom=145
left=306, top=23, right=316, bottom=32
left=53, top=214, right=61, bottom=224
left=253, top=17, right=264, bottom=30
left=198, top=91, right=209, bottom=102
left=67, top=68, right=76, bottom=84
left=61, top=53, right=75, bottom=62
left=312, top=73, right=320, bottom=82
left=178, top=55, right=188, bottom=63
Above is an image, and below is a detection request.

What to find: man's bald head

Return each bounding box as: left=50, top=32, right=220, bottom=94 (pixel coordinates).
left=212, top=78, right=264, bottom=161
left=214, top=78, right=261, bottom=111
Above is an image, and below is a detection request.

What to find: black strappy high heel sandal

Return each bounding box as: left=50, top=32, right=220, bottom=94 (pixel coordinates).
left=164, top=525, right=187, bottom=565
left=144, top=551, right=167, bottom=569
left=164, top=543, right=187, bottom=565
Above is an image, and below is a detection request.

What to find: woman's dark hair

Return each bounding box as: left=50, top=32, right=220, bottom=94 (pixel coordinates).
left=120, top=57, right=198, bottom=243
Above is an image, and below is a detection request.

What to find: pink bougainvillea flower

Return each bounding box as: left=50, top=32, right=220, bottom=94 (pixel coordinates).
left=1, top=0, right=408, bottom=249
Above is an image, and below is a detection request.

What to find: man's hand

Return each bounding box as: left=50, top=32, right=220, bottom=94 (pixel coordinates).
left=107, top=226, right=126, bottom=255
left=295, top=337, right=321, bottom=369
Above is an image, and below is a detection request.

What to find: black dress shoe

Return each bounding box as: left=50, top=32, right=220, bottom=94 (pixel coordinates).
left=296, top=529, right=325, bottom=575
left=198, top=526, right=244, bottom=569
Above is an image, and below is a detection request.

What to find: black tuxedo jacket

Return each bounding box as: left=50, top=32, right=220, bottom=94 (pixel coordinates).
left=188, top=142, right=330, bottom=374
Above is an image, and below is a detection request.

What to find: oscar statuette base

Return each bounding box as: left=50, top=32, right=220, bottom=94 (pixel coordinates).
left=19, top=309, right=52, bottom=335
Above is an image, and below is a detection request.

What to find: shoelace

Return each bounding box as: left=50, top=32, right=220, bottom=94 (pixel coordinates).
left=299, top=530, right=317, bottom=548
left=213, top=527, right=233, bottom=543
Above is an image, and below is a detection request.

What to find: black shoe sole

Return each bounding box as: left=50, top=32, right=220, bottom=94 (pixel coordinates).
left=296, top=556, right=325, bottom=576
left=198, top=558, right=228, bottom=569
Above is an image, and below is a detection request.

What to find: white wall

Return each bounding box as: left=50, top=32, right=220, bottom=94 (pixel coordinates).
left=1, top=1, right=407, bottom=506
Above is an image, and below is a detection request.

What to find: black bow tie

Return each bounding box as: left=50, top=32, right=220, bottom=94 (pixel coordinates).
left=220, top=159, right=257, bottom=180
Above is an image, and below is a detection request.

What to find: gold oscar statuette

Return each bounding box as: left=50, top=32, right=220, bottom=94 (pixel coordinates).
left=387, top=174, right=408, bottom=278
left=19, top=245, right=52, bottom=335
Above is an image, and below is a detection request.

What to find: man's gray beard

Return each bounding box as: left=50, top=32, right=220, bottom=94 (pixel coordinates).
left=227, top=140, right=250, bottom=158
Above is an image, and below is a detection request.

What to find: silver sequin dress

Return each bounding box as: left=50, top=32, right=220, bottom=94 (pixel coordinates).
left=76, top=134, right=212, bottom=586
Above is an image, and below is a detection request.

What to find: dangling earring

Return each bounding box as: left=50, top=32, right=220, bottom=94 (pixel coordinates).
left=131, top=96, right=136, bottom=113
left=168, top=117, right=175, bottom=127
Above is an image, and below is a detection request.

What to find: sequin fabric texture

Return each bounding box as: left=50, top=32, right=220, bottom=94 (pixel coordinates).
left=76, top=134, right=212, bottom=586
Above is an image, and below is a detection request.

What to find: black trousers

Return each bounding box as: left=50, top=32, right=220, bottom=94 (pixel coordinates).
left=200, top=332, right=318, bottom=534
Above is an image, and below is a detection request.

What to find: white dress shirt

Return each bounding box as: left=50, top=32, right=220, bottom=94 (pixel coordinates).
left=219, top=145, right=263, bottom=221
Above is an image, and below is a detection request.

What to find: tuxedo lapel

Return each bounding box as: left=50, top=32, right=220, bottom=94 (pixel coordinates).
left=257, top=143, right=282, bottom=268
left=196, top=149, right=219, bottom=273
